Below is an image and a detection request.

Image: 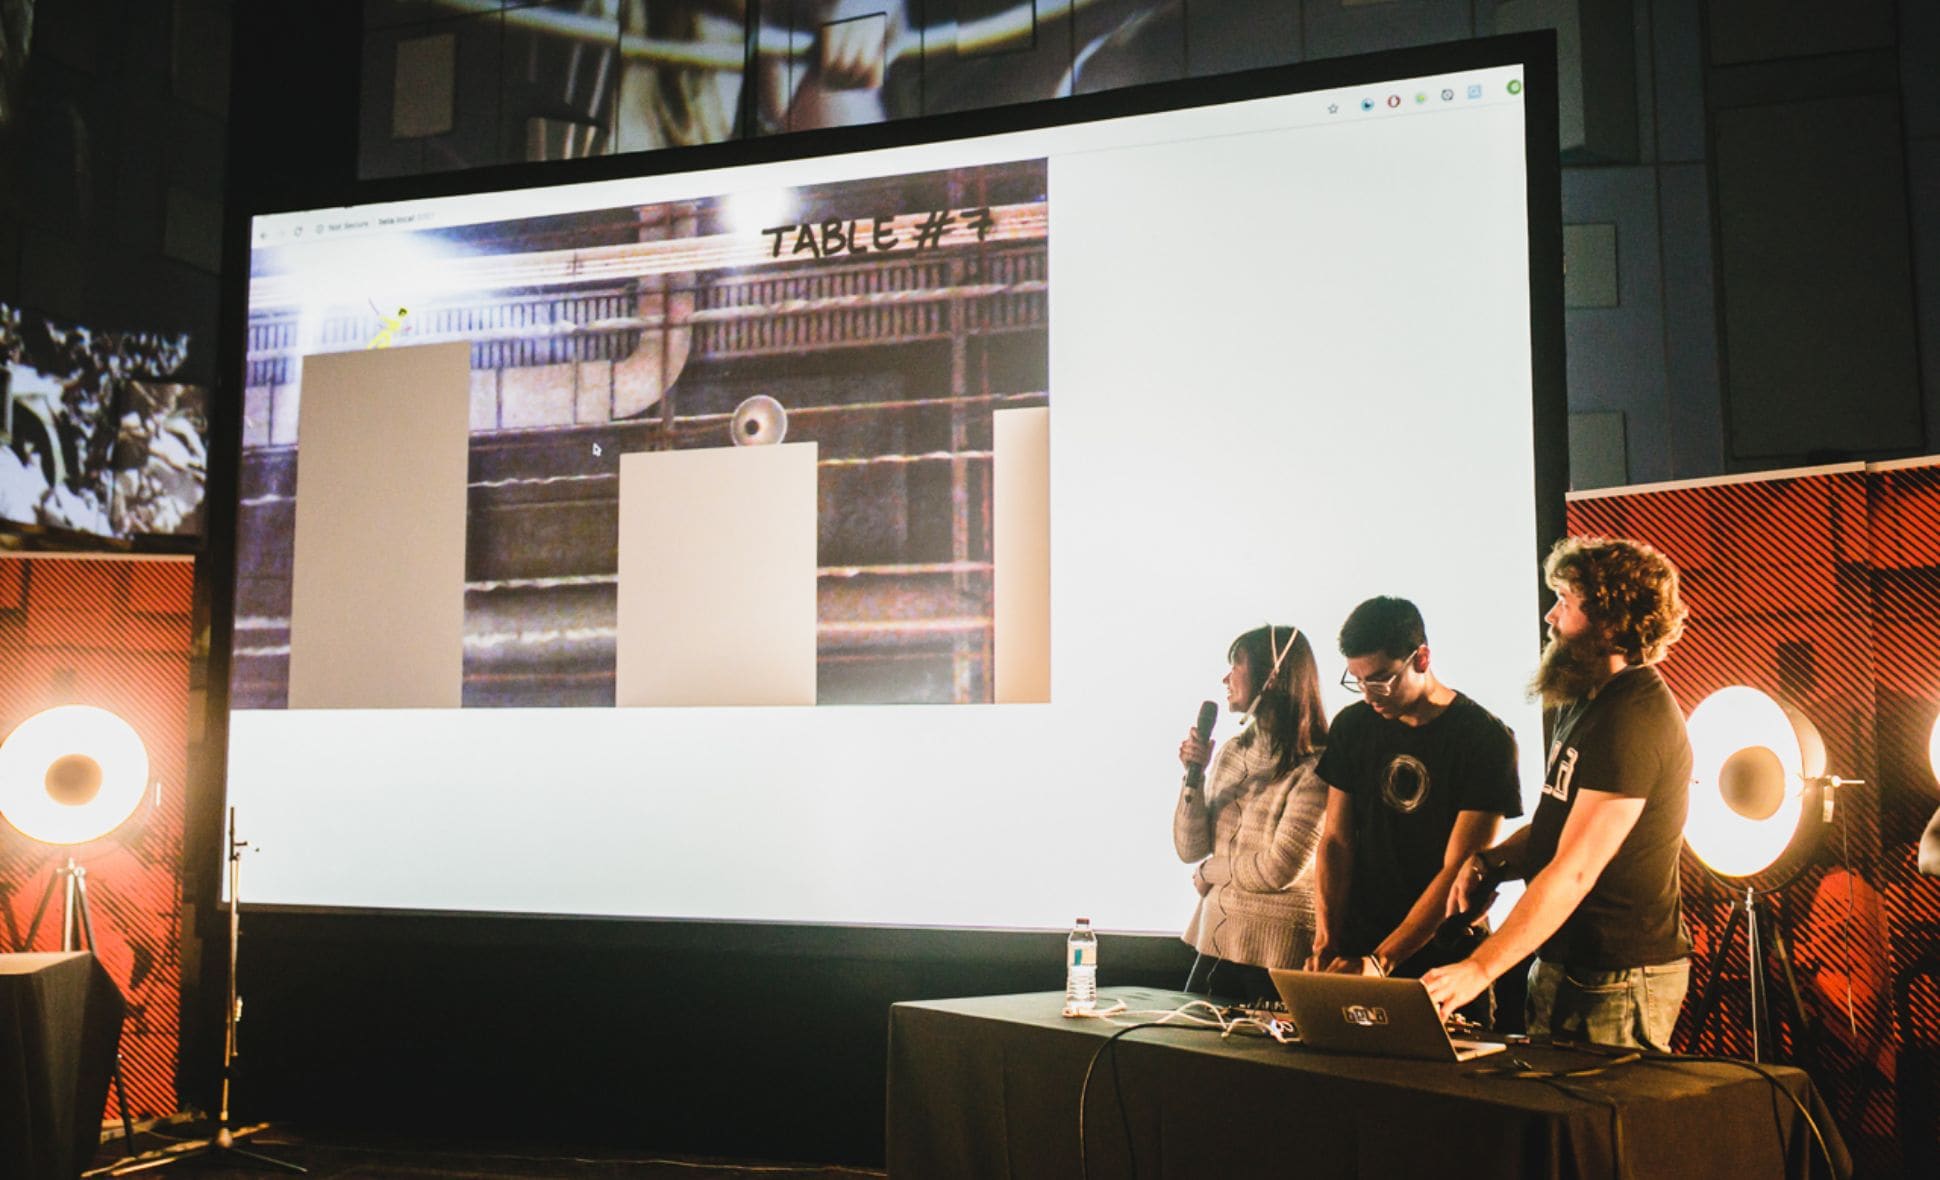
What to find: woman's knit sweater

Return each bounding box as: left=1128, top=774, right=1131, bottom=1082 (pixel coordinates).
left=1174, top=732, right=1326, bottom=970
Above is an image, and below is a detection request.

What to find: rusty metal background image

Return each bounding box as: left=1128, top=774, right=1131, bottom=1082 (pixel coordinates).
left=235, top=159, right=1050, bottom=709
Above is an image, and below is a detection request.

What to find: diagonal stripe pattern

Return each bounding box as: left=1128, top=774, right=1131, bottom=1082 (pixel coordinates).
left=0, top=555, right=193, bottom=1121
left=1570, top=462, right=1940, bottom=1171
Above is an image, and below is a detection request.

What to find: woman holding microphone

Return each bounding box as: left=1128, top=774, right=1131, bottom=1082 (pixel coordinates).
left=1175, top=623, right=1330, bottom=1004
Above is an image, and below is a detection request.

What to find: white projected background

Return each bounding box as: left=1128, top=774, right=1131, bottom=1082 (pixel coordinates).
left=229, top=64, right=1547, bottom=933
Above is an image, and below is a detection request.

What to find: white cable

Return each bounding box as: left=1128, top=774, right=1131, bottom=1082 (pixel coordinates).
left=1066, top=999, right=1294, bottom=1043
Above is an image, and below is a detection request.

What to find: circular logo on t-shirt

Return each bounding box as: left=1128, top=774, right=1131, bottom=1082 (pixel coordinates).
left=1381, top=754, right=1431, bottom=814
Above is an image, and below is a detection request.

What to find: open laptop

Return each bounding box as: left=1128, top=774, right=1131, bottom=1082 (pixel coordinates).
left=1267, top=969, right=1508, bottom=1062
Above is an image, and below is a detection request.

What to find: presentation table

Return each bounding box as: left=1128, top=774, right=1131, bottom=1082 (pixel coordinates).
left=0, top=952, right=125, bottom=1180
left=886, top=988, right=1849, bottom=1180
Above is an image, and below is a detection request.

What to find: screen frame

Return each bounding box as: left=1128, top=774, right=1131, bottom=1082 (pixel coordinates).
left=199, top=31, right=1565, bottom=970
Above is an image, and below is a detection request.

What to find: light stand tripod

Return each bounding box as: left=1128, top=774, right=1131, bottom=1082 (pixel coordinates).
left=21, top=856, right=139, bottom=1157
left=100, top=808, right=305, bottom=1175
left=1686, top=878, right=1818, bottom=1064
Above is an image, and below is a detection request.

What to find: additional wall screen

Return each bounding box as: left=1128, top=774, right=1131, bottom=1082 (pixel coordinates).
left=229, top=49, right=1553, bottom=933
left=1, top=303, right=208, bottom=540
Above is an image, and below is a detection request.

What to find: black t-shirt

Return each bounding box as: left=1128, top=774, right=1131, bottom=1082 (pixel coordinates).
left=1315, top=693, right=1522, bottom=963
left=1526, top=665, right=1692, bottom=968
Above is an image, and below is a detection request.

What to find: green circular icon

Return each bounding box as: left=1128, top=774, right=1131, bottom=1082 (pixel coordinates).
left=1507, top=79, right=1523, bottom=95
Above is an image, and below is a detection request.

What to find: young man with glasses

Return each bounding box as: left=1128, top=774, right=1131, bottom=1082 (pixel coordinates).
left=1422, top=537, right=1692, bottom=1051
left=1308, top=597, right=1523, bottom=1017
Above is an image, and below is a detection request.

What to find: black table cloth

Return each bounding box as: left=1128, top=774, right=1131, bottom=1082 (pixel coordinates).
left=887, top=987, right=1849, bottom=1180
left=0, top=952, right=125, bottom=1180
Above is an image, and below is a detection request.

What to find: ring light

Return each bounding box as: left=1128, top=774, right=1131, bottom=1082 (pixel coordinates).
left=0, top=706, right=150, bottom=846
left=1685, top=687, right=1824, bottom=879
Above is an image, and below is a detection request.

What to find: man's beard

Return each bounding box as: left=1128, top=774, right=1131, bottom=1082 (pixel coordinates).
left=1529, top=628, right=1614, bottom=708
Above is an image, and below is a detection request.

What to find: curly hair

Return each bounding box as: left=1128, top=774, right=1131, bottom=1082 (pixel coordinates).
left=1544, top=536, right=1689, bottom=665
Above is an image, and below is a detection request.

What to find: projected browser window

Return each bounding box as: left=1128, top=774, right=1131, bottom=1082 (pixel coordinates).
left=229, top=61, right=1547, bottom=932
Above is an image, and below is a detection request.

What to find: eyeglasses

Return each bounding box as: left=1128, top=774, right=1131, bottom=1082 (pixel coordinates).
left=1340, top=653, right=1417, bottom=697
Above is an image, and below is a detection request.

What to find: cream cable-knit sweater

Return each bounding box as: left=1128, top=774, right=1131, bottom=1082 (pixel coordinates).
left=1174, top=733, right=1325, bottom=970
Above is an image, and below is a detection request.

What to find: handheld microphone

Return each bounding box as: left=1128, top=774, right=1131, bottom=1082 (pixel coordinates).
left=1434, top=855, right=1512, bottom=954
left=1184, top=700, right=1219, bottom=789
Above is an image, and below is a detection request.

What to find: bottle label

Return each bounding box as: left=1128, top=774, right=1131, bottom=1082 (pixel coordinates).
left=1070, top=944, right=1094, bottom=968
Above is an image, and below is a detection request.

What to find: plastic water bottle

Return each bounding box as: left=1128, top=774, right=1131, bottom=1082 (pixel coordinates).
left=1065, top=917, right=1098, bottom=1013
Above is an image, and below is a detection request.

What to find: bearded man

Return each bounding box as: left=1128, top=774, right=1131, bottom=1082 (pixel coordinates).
left=1422, top=536, right=1693, bottom=1051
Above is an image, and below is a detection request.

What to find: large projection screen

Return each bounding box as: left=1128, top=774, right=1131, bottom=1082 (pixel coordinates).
left=224, top=41, right=1560, bottom=936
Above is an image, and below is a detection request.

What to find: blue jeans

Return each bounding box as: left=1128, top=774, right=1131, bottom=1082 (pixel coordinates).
left=1525, top=958, right=1689, bottom=1052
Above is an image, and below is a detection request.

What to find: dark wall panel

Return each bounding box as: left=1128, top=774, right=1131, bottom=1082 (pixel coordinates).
left=172, top=0, right=237, bottom=118
left=1714, top=94, right=1923, bottom=461
left=1706, top=0, right=1894, bottom=67
left=1904, top=2, right=1940, bottom=142
left=1913, top=140, right=1940, bottom=459
left=1562, top=165, right=1670, bottom=484
left=1659, top=162, right=1726, bottom=478
left=1650, top=0, right=1708, bottom=164
left=0, top=0, right=231, bottom=385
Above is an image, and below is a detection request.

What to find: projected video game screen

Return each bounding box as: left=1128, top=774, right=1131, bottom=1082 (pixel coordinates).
left=238, top=161, right=1046, bottom=709
left=226, top=44, right=1557, bottom=934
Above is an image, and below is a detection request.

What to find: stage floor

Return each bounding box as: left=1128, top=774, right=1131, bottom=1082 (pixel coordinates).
left=88, top=1125, right=882, bottom=1180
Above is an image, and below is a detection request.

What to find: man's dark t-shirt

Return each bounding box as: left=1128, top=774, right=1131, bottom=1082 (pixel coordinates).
left=1525, top=665, right=1692, bottom=968
left=1316, top=693, right=1522, bottom=970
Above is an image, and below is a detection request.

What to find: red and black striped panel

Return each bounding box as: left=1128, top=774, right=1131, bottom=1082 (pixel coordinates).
left=1865, top=463, right=1940, bottom=1164
left=1569, top=462, right=1940, bottom=1173
left=0, top=555, right=193, bottom=1120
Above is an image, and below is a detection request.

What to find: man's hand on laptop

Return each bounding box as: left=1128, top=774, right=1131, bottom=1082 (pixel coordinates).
left=1421, top=958, right=1490, bottom=1020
